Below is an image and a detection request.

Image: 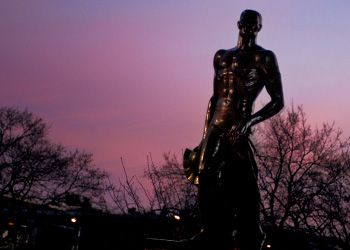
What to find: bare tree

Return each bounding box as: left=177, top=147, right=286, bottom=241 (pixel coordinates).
left=0, top=107, right=110, bottom=208
left=144, top=153, right=198, bottom=215
left=110, top=153, right=198, bottom=217
left=108, top=158, right=147, bottom=214
left=255, top=105, right=350, bottom=247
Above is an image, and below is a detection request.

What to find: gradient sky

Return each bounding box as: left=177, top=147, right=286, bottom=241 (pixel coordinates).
left=1, top=0, right=350, bottom=180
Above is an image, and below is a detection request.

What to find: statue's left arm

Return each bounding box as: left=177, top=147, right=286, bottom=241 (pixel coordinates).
left=241, top=50, right=284, bottom=133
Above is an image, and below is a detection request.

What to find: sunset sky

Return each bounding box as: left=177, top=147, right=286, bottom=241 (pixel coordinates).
left=1, top=0, right=350, bottom=180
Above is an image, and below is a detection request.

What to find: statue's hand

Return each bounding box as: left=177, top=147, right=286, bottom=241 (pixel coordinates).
left=228, top=124, right=243, bottom=144
left=228, top=120, right=252, bottom=144
left=239, top=120, right=253, bottom=135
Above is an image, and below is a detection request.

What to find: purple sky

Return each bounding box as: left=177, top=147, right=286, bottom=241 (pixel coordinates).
left=1, top=1, right=350, bottom=180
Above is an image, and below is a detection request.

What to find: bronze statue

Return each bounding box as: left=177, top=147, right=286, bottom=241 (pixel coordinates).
left=184, top=9, right=284, bottom=250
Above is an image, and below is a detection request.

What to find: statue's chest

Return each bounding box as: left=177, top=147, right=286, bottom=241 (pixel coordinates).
left=217, top=53, right=263, bottom=93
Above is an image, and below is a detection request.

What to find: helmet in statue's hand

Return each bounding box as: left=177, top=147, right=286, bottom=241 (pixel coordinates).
left=183, top=146, right=200, bottom=185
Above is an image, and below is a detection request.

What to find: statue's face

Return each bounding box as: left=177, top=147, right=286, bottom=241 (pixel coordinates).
left=237, top=13, right=262, bottom=38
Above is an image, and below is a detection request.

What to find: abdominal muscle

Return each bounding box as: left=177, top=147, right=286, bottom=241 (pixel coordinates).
left=211, top=97, right=238, bottom=131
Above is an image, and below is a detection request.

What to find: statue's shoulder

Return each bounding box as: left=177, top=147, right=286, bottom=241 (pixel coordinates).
left=214, top=49, right=228, bottom=58
left=213, top=48, right=235, bottom=68
left=213, top=49, right=226, bottom=68
left=256, top=46, right=276, bottom=57
left=255, top=46, right=278, bottom=64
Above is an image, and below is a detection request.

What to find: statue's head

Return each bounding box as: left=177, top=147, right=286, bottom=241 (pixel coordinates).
left=237, top=9, right=262, bottom=38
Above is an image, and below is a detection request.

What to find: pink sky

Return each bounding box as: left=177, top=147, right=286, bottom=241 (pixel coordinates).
left=1, top=1, right=350, bottom=180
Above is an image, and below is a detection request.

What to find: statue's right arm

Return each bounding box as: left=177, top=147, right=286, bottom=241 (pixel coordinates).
left=202, top=50, right=225, bottom=140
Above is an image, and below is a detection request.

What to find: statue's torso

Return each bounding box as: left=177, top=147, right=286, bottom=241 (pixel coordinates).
left=212, top=48, right=266, bottom=130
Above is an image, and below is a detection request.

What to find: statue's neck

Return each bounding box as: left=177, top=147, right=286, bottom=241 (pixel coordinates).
left=237, top=35, right=257, bottom=50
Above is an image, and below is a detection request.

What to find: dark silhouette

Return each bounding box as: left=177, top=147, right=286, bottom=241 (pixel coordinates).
left=0, top=107, right=109, bottom=207
left=256, top=106, right=350, bottom=249
left=186, top=9, right=284, bottom=250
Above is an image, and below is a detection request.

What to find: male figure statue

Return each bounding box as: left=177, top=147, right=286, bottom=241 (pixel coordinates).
left=196, top=9, right=284, bottom=250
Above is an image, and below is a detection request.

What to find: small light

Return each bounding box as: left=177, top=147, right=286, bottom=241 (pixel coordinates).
left=8, top=221, right=15, bottom=227
left=2, top=230, right=9, bottom=238
left=266, top=244, right=272, bottom=248
left=71, top=217, right=77, bottom=223
left=174, top=215, right=181, bottom=221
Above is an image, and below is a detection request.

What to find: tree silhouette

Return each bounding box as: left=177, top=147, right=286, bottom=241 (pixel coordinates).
left=0, top=107, right=109, bottom=207
left=255, top=105, right=350, bottom=247
left=110, top=153, right=197, bottom=217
